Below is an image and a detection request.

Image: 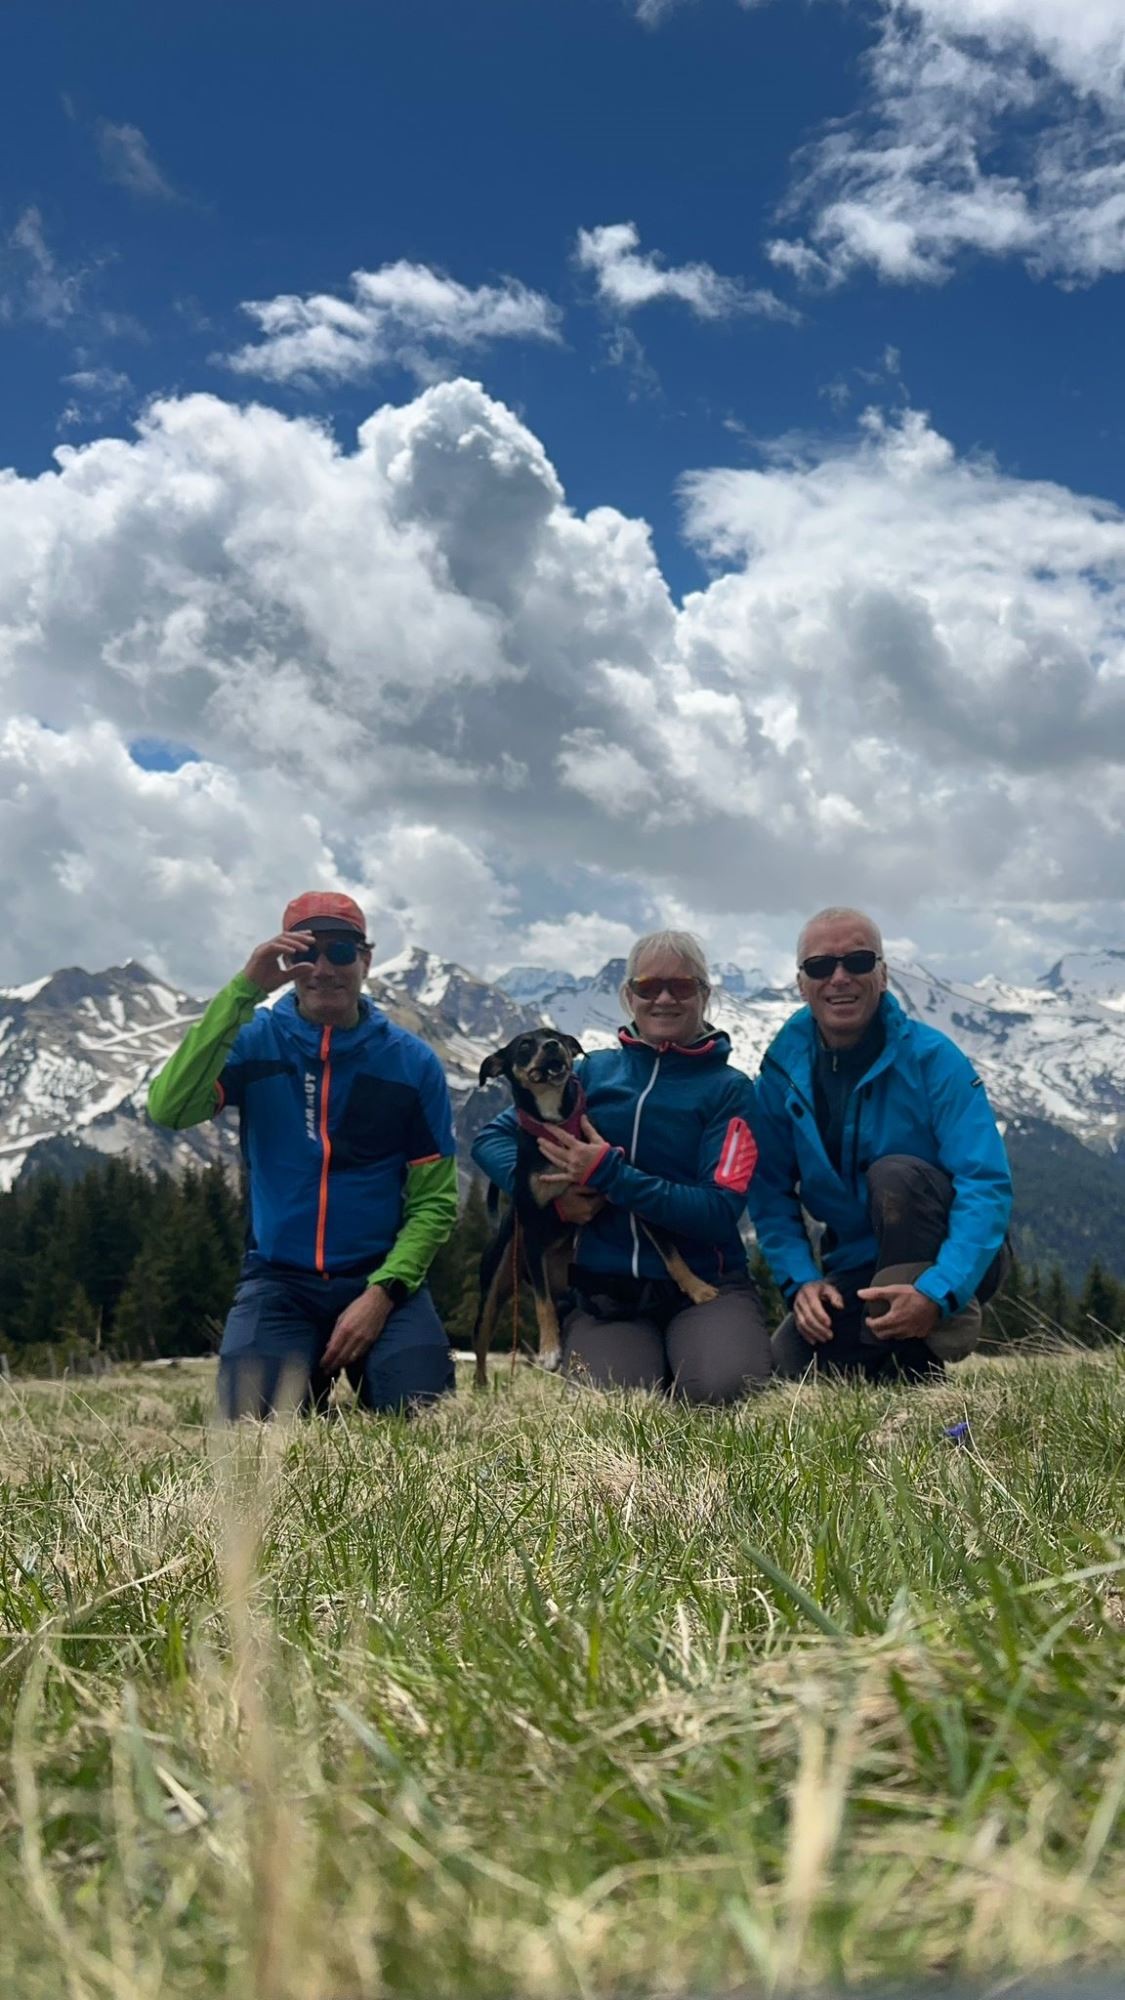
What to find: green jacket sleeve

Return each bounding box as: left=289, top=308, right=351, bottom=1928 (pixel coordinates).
left=368, top=1157, right=459, bottom=1295
left=146, top=973, right=265, bottom=1130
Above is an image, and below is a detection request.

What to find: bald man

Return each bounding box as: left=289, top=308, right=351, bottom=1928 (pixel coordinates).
left=749, top=907, right=1012, bottom=1382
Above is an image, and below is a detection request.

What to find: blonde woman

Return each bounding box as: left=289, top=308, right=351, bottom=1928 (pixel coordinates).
left=472, top=931, right=770, bottom=1401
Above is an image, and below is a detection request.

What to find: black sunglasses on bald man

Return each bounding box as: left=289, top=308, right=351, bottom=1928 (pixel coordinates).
left=800, top=949, right=882, bottom=981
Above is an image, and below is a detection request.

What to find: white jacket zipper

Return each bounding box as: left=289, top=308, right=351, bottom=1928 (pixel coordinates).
left=628, top=1054, right=661, bottom=1277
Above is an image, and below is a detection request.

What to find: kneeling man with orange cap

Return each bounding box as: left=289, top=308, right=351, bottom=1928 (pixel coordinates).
left=148, top=892, right=458, bottom=1417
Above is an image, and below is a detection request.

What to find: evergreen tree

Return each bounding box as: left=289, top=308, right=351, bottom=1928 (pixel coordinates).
left=428, top=1177, right=486, bottom=1346
left=65, top=1158, right=156, bottom=1330
left=200, top=1160, right=244, bottom=1269
left=1073, top=1260, right=1122, bottom=1346
left=10, top=1149, right=1124, bottom=1375
left=113, top=1169, right=240, bottom=1358
left=1043, top=1264, right=1071, bottom=1334
left=15, top=1245, right=82, bottom=1348
left=987, top=1256, right=1028, bottom=1344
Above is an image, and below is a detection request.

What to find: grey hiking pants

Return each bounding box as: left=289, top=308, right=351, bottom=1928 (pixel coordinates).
left=562, top=1277, right=771, bottom=1404
left=770, top=1153, right=1010, bottom=1383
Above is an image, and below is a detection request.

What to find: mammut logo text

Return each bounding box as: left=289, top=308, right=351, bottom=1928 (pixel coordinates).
left=304, top=1070, right=318, bottom=1141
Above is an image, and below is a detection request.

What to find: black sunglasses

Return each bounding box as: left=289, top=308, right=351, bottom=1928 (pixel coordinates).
left=287, top=936, right=369, bottom=967
left=800, top=949, right=881, bottom=981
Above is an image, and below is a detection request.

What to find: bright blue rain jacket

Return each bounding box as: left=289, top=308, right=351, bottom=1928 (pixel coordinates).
left=748, top=993, right=1012, bottom=1315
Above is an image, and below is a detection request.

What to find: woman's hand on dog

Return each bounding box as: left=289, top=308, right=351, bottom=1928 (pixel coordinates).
left=536, top=1115, right=610, bottom=1190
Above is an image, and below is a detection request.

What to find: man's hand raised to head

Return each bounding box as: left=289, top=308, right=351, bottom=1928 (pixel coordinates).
left=241, top=931, right=317, bottom=994
left=792, top=1278, right=845, bottom=1345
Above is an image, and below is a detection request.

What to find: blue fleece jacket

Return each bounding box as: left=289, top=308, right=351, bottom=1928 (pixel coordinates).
left=748, top=993, right=1012, bottom=1314
left=470, top=1027, right=759, bottom=1283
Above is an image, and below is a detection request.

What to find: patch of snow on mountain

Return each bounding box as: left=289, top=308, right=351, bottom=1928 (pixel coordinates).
left=1041, top=950, right=1125, bottom=1010
left=710, top=962, right=770, bottom=997
left=3, top=944, right=1125, bottom=1189
left=147, top=982, right=183, bottom=1016
left=496, top=965, right=580, bottom=1005
left=0, top=976, right=51, bottom=1003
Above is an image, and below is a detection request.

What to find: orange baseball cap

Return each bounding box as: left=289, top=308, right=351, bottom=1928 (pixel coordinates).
left=282, top=890, right=368, bottom=938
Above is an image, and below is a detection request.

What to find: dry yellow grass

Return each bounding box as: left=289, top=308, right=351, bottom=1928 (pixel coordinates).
left=0, top=1350, right=1122, bottom=1998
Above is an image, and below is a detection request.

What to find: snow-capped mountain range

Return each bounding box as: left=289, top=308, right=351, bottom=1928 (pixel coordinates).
left=499, top=952, right=1125, bottom=1143
left=3, top=944, right=1125, bottom=1196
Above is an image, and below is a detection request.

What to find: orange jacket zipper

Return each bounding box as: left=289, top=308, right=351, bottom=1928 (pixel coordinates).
left=315, top=1026, right=333, bottom=1274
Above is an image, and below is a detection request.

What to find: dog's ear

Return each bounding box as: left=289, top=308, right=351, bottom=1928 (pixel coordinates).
left=478, top=1049, right=508, bottom=1085
left=562, top=1035, right=586, bottom=1058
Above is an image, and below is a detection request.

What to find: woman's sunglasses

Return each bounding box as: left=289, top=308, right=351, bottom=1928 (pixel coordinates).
left=287, top=936, right=368, bottom=967
left=628, top=976, right=702, bottom=1001
left=799, top=950, right=881, bottom=981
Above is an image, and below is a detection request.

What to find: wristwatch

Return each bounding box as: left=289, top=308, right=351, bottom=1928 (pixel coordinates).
left=374, top=1277, right=410, bottom=1309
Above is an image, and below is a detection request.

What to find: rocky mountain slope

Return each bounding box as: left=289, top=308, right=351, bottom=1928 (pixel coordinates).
left=0, top=952, right=540, bottom=1190
left=508, top=956, right=1125, bottom=1149
left=3, top=944, right=1124, bottom=1280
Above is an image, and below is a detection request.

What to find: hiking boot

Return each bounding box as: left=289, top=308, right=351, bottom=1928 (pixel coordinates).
left=862, top=1261, right=982, bottom=1362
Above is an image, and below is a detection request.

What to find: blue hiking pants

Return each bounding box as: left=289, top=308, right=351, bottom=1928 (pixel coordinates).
left=217, top=1264, right=455, bottom=1419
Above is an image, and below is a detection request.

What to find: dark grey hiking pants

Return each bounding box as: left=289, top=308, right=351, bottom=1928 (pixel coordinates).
left=562, top=1279, right=772, bottom=1404
left=770, top=1153, right=1010, bottom=1384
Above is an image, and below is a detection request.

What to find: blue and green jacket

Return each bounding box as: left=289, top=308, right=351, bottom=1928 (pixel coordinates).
left=749, top=993, right=1012, bottom=1315
left=471, top=1026, right=758, bottom=1283
left=147, top=974, right=457, bottom=1290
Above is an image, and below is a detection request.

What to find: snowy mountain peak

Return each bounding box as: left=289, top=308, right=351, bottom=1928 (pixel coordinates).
left=0, top=961, right=174, bottom=1014
left=0, top=961, right=213, bottom=1192
left=496, top=964, right=581, bottom=1004
left=371, top=943, right=446, bottom=991
left=3, top=944, right=1125, bottom=1201
left=500, top=957, right=775, bottom=1008
left=710, top=961, right=771, bottom=998
left=370, top=949, right=540, bottom=1048
left=1041, top=950, right=1125, bottom=1012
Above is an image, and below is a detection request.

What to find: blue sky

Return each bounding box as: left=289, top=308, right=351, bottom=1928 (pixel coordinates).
left=3, top=0, right=1125, bottom=990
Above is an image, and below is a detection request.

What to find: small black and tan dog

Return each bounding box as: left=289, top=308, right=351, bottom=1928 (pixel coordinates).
left=472, top=1027, right=717, bottom=1386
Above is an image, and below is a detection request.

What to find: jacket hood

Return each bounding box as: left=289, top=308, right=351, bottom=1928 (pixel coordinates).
left=617, top=1022, right=733, bottom=1066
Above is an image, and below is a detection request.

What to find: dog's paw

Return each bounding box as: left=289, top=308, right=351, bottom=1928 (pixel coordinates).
left=518, top=1341, right=562, bottom=1374
left=689, top=1283, right=719, bottom=1305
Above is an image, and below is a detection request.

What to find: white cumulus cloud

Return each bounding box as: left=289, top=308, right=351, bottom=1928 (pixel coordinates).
left=222, top=259, right=562, bottom=385
left=2, top=379, right=1125, bottom=990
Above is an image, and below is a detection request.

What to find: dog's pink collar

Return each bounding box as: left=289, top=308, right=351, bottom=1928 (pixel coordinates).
left=516, top=1076, right=587, bottom=1143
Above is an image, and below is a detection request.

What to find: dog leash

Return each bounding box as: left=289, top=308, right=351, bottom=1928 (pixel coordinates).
left=509, top=1212, right=521, bottom=1380
left=508, top=1076, right=586, bottom=1381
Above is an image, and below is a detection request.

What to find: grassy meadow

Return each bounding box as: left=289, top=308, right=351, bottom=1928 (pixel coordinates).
left=0, top=1348, right=1123, bottom=2000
